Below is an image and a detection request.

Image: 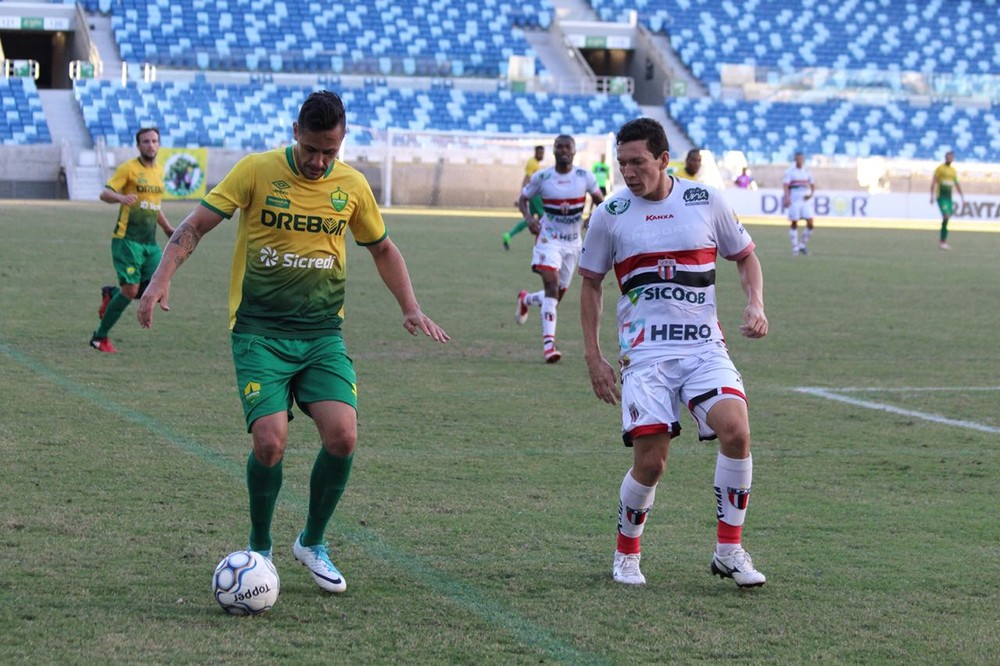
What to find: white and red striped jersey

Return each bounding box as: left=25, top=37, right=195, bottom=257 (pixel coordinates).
left=579, top=177, right=754, bottom=370
left=782, top=166, right=814, bottom=202
left=522, top=165, right=600, bottom=248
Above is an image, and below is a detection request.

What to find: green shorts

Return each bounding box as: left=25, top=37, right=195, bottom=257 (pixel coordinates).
left=937, top=196, right=954, bottom=217
left=111, top=238, right=162, bottom=285
left=231, top=332, right=357, bottom=431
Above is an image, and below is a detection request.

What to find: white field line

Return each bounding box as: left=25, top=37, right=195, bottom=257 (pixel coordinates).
left=794, top=387, right=1000, bottom=434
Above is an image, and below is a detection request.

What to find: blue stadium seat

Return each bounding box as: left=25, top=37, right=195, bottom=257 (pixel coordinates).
left=588, top=0, right=1000, bottom=82
left=73, top=79, right=642, bottom=150
left=0, top=79, right=52, bottom=145
left=667, top=96, right=1000, bottom=162
left=107, top=0, right=553, bottom=76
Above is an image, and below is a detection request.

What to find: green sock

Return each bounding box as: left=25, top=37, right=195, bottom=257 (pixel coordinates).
left=95, top=291, right=130, bottom=338
left=508, top=219, right=529, bottom=237
left=940, top=220, right=948, bottom=242
left=300, top=449, right=353, bottom=547
left=246, top=452, right=283, bottom=552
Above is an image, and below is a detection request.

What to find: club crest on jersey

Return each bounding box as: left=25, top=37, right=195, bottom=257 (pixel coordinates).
left=657, top=258, right=676, bottom=280
left=330, top=188, right=348, bottom=212
left=606, top=198, right=631, bottom=215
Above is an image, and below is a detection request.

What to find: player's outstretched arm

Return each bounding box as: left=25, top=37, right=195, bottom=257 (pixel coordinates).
left=367, top=238, right=449, bottom=343
left=581, top=274, right=620, bottom=405
left=138, top=206, right=224, bottom=328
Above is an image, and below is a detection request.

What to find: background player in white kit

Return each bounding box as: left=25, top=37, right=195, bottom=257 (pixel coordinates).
left=783, top=152, right=816, bottom=255
left=514, top=134, right=604, bottom=363
left=579, top=118, right=769, bottom=588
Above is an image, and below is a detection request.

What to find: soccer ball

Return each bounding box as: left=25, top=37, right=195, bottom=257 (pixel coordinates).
left=212, top=550, right=280, bottom=616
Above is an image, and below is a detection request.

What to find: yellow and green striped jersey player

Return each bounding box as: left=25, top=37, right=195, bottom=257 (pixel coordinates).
left=105, top=152, right=168, bottom=244
left=202, top=145, right=386, bottom=338
left=137, top=92, right=447, bottom=590
left=930, top=151, right=965, bottom=248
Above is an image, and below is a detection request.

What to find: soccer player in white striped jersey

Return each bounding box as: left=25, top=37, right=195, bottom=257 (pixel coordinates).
left=579, top=118, right=768, bottom=588
left=514, top=134, right=604, bottom=363
left=782, top=152, right=816, bottom=255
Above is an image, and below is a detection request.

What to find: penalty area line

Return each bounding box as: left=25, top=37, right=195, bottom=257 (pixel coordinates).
left=793, top=387, right=1000, bottom=434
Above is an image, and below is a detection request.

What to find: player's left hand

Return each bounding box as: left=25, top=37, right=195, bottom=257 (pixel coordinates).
left=403, top=310, right=450, bottom=342
left=740, top=304, right=768, bottom=338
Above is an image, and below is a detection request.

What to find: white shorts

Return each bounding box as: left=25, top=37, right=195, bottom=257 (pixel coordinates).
left=619, top=345, right=747, bottom=444
left=531, top=241, right=579, bottom=290
left=787, top=198, right=814, bottom=221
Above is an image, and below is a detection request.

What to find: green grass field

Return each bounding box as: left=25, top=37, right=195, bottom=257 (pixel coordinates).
left=2, top=201, right=999, bottom=664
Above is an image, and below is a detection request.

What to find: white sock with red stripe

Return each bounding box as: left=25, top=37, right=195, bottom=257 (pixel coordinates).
left=541, top=297, right=558, bottom=350
left=714, top=453, right=752, bottom=556
left=617, top=470, right=656, bottom=554
left=789, top=228, right=799, bottom=250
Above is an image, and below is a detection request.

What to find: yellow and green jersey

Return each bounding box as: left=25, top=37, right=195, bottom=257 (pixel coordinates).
left=933, top=163, right=958, bottom=200
left=105, top=158, right=165, bottom=244
left=201, top=146, right=387, bottom=339
left=525, top=156, right=542, bottom=178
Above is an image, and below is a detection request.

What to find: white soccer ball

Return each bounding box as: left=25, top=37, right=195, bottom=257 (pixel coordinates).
left=212, top=550, right=280, bottom=616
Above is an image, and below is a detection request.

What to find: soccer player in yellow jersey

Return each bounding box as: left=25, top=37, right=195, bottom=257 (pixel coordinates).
left=930, top=151, right=965, bottom=250
left=138, top=91, right=449, bottom=594
left=92, top=127, right=175, bottom=353
left=502, top=144, right=545, bottom=250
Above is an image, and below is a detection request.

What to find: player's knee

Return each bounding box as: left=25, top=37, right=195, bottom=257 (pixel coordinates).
left=120, top=283, right=140, bottom=299
left=253, top=437, right=286, bottom=467
left=717, top=424, right=751, bottom=458
left=321, top=428, right=356, bottom=457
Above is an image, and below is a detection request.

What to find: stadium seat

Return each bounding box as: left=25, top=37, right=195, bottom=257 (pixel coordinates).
left=667, top=96, right=1000, bottom=162
left=73, top=79, right=642, bottom=150
left=0, top=79, right=52, bottom=145
left=106, top=0, right=554, bottom=76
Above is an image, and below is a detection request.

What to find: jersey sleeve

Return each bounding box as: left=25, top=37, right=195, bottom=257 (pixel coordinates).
left=521, top=170, right=542, bottom=199
left=201, top=155, right=255, bottom=219
left=105, top=162, right=131, bottom=193
left=712, top=192, right=754, bottom=260
left=578, top=206, right=612, bottom=277
left=348, top=174, right=387, bottom=246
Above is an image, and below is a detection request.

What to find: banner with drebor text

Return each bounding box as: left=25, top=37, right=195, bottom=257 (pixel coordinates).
left=160, top=148, right=207, bottom=200
left=724, top=188, right=1000, bottom=223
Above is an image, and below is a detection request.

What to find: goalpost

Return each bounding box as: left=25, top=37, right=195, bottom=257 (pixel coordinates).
left=345, top=127, right=615, bottom=209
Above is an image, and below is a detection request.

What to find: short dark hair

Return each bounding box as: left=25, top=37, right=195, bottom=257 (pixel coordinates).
left=135, top=127, right=159, bottom=145
left=616, top=118, right=669, bottom=159
left=298, top=90, right=347, bottom=133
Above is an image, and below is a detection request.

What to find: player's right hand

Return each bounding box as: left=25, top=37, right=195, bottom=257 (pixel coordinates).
left=586, top=356, right=620, bottom=405
left=137, top=281, right=170, bottom=328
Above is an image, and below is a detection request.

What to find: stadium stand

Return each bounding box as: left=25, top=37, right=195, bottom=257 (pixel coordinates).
left=587, top=0, right=1000, bottom=82
left=73, top=77, right=641, bottom=149
left=669, top=97, right=1000, bottom=163
left=105, top=0, right=553, bottom=77
left=0, top=78, right=53, bottom=146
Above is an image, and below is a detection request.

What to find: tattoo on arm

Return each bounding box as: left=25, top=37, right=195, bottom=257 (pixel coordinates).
left=168, top=221, right=201, bottom=266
